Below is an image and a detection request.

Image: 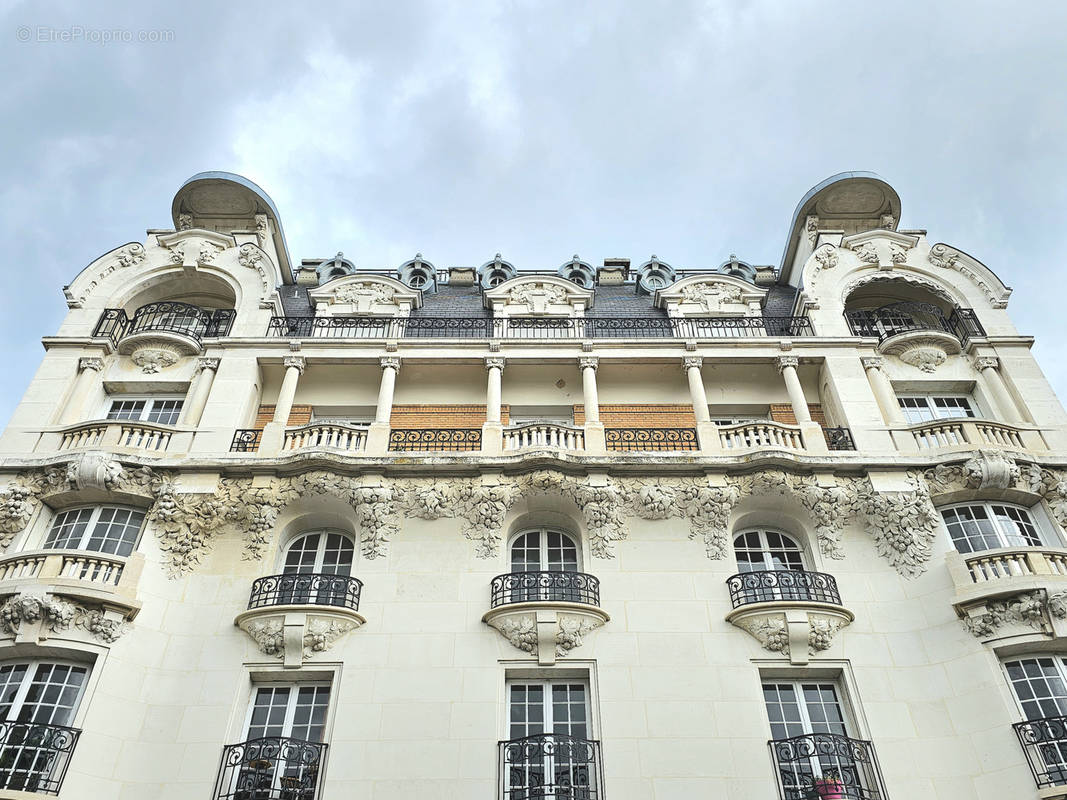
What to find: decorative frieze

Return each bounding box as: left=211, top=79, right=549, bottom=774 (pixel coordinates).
left=0, top=591, right=128, bottom=644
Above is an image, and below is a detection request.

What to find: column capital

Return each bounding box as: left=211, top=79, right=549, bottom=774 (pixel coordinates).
left=485, top=357, right=506, bottom=371
left=380, top=357, right=401, bottom=371
left=775, top=355, right=800, bottom=374
left=860, top=356, right=885, bottom=371
left=683, top=356, right=703, bottom=371
left=283, top=356, right=306, bottom=374
left=196, top=357, right=221, bottom=374
left=973, top=356, right=1000, bottom=371
left=78, top=357, right=104, bottom=373
left=578, top=357, right=599, bottom=372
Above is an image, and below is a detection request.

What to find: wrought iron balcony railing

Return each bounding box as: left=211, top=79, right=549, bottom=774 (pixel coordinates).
left=231, top=429, right=263, bottom=452
left=1014, top=714, right=1067, bottom=788
left=248, top=573, right=362, bottom=611
left=823, top=427, right=856, bottom=451
left=769, top=733, right=889, bottom=800
left=490, top=571, right=601, bottom=608
left=214, top=736, right=327, bottom=800
left=498, top=733, right=603, bottom=800
left=0, top=720, right=81, bottom=795
left=94, top=302, right=236, bottom=347
left=843, top=302, right=984, bottom=345
left=267, top=315, right=815, bottom=340
left=388, top=428, right=482, bottom=452
left=727, top=570, right=842, bottom=608
left=605, top=427, right=699, bottom=451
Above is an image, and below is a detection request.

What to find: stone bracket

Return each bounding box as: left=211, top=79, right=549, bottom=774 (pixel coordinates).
left=235, top=606, right=366, bottom=668
left=726, top=602, right=854, bottom=665
left=483, top=602, right=610, bottom=666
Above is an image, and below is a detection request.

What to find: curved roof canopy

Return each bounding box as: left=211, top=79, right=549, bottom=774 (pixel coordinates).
left=780, top=171, right=901, bottom=285
left=171, top=171, right=294, bottom=284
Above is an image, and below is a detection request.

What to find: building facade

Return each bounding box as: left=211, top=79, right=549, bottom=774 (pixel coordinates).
left=0, top=170, right=1064, bottom=799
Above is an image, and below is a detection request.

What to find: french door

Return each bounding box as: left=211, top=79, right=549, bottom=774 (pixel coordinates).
left=734, top=529, right=807, bottom=602
left=279, top=532, right=354, bottom=606
left=506, top=681, right=596, bottom=799
left=510, top=530, right=580, bottom=603
left=1004, top=657, right=1067, bottom=784
left=0, top=661, right=87, bottom=793
left=763, top=681, right=861, bottom=799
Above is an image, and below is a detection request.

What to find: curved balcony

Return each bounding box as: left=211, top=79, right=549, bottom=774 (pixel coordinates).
left=897, top=418, right=1046, bottom=454
left=0, top=720, right=81, bottom=795
left=282, top=423, right=368, bottom=453
left=213, top=736, right=327, bottom=800
left=38, top=419, right=189, bottom=456
left=0, top=549, right=142, bottom=623
left=93, top=302, right=235, bottom=353
left=504, top=423, right=585, bottom=452
left=498, top=733, right=603, bottom=800
left=769, top=732, right=888, bottom=800
left=725, top=570, right=853, bottom=665
left=483, top=571, right=608, bottom=666
left=844, top=301, right=984, bottom=346
left=1015, top=715, right=1067, bottom=792
left=718, top=421, right=803, bottom=451
left=234, top=573, right=365, bottom=667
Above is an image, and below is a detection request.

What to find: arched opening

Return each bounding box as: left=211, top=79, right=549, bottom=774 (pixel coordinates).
left=843, top=278, right=983, bottom=343
left=270, top=529, right=357, bottom=607
left=728, top=527, right=840, bottom=606
left=498, top=528, right=597, bottom=604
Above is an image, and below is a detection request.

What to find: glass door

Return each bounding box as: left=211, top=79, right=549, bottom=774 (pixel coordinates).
left=506, top=681, right=594, bottom=799
left=279, top=532, right=354, bottom=606
left=510, top=530, right=580, bottom=602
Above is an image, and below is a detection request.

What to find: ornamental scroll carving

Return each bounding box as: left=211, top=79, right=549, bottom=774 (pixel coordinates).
left=678, top=281, right=745, bottom=312
left=0, top=592, right=128, bottom=643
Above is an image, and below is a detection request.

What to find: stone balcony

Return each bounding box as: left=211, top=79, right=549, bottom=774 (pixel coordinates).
left=36, top=420, right=192, bottom=457
left=503, top=422, right=586, bottom=452
left=892, top=418, right=1048, bottom=455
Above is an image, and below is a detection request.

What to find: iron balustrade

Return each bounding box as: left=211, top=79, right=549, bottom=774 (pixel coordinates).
left=769, top=733, right=889, bottom=800
left=727, top=570, right=842, bottom=608
left=247, top=573, right=362, bottom=611
left=388, top=428, right=482, bottom=452
left=490, top=571, right=601, bottom=608
left=498, top=733, right=603, bottom=800
left=1014, top=715, right=1067, bottom=788
left=605, top=427, right=699, bottom=452
left=823, top=427, right=856, bottom=451
left=93, top=302, right=235, bottom=346
left=0, top=721, right=81, bottom=795
left=843, top=302, right=985, bottom=345
left=214, top=737, right=327, bottom=800
left=231, top=429, right=263, bottom=452
left=266, top=315, right=815, bottom=340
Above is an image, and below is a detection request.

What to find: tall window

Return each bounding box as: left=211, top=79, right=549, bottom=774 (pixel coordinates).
left=278, top=531, right=355, bottom=606
left=503, top=681, right=599, bottom=799
left=763, top=681, right=866, bottom=799
left=45, top=506, right=145, bottom=557
left=1004, top=657, right=1067, bottom=785
left=106, top=397, right=184, bottom=425
left=223, top=683, right=331, bottom=800
left=733, top=530, right=810, bottom=604
left=941, top=503, right=1045, bottom=554
left=897, top=394, right=975, bottom=424
left=0, top=661, right=88, bottom=793
left=509, top=530, right=581, bottom=603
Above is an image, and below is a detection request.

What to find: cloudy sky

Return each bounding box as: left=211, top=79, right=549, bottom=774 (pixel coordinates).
left=2, top=0, right=1066, bottom=426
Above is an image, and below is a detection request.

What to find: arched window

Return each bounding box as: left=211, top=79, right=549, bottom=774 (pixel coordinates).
left=941, top=502, right=1047, bottom=554
left=733, top=529, right=806, bottom=573
left=45, top=506, right=145, bottom=558
left=507, top=529, right=582, bottom=603
left=277, top=531, right=355, bottom=606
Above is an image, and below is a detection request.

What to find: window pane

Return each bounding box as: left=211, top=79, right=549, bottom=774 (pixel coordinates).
left=106, top=400, right=145, bottom=421
left=16, top=663, right=87, bottom=727
left=86, top=507, right=145, bottom=556
left=146, top=399, right=183, bottom=426
left=45, top=509, right=94, bottom=550
left=942, top=506, right=1002, bottom=554
left=1006, top=658, right=1067, bottom=720
left=992, top=505, right=1042, bottom=548
left=898, top=397, right=934, bottom=424
left=933, top=397, right=974, bottom=419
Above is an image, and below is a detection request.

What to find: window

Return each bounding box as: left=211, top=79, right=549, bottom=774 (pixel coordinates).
left=1004, top=657, right=1067, bottom=785
left=763, top=680, right=880, bottom=799
left=941, top=502, right=1045, bottom=554
left=508, top=530, right=582, bottom=603
left=45, top=506, right=145, bottom=557
left=220, top=682, right=331, bottom=800
left=503, top=681, right=600, bottom=799
left=897, top=394, right=975, bottom=424
left=735, top=529, right=806, bottom=573
left=711, top=416, right=766, bottom=426
left=0, top=660, right=88, bottom=793
left=278, top=531, right=355, bottom=606
left=732, top=529, right=811, bottom=603
left=106, top=397, right=184, bottom=425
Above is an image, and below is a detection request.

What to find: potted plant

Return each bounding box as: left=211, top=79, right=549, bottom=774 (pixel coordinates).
left=813, top=769, right=846, bottom=799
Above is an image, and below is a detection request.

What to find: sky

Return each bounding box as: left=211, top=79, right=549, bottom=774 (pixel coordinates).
left=1, top=0, right=1066, bottom=428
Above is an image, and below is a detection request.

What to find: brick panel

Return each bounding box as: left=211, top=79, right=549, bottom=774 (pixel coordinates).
left=769, top=403, right=825, bottom=425
left=253, top=404, right=312, bottom=429
left=389, top=405, right=509, bottom=427
left=574, top=403, right=697, bottom=427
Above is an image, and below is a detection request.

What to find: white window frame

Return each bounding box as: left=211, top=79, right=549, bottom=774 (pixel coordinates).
left=0, top=659, right=90, bottom=727
left=104, top=395, right=185, bottom=425
left=242, top=680, right=333, bottom=742
left=940, top=501, right=1055, bottom=553
left=278, top=530, right=356, bottom=575
left=505, top=678, right=593, bottom=739
left=733, top=528, right=808, bottom=573
left=896, top=393, right=978, bottom=424
left=42, top=505, right=146, bottom=558
left=508, top=528, right=583, bottom=573
left=1002, top=655, right=1067, bottom=721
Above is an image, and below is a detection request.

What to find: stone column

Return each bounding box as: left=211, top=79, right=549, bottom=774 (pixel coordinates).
left=260, top=356, right=306, bottom=454
left=861, top=357, right=905, bottom=425
left=974, top=356, right=1023, bottom=423
left=684, top=357, right=720, bottom=452
left=179, top=357, right=220, bottom=427
left=776, top=355, right=826, bottom=453
left=580, top=357, right=605, bottom=453
left=60, top=357, right=105, bottom=424
left=482, top=357, right=505, bottom=455
left=366, top=357, right=401, bottom=455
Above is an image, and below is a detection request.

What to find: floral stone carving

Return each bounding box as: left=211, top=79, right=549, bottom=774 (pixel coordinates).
left=236, top=608, right=365, bottom=668
left=729, top=606, right=853, bottom=665
left=0, top=592, right=128, bottom=644
left=961, top=590, right=1049, bottom=639
left=483, top=604, right=608, bottom=666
